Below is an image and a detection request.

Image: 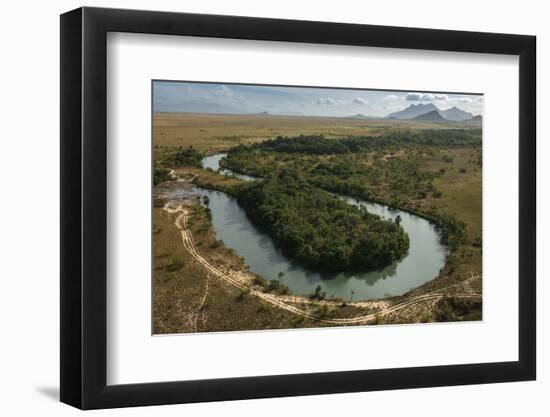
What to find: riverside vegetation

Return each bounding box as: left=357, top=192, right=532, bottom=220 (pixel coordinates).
left=236, top=173, right=409, bottom=271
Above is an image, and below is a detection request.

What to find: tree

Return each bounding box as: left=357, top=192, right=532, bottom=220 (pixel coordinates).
left=277, top=271, right=285, bottom=284
left=311, top=284, right=326, bottom=300
left=314, top=285, right=322, bottom=297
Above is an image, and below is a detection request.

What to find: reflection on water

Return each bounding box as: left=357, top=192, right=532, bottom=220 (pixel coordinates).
left=194, top=187, right=446, bottom=300
left=201, top=153, right=257, bottom=181
left=162, top=154, right=447, bottom=300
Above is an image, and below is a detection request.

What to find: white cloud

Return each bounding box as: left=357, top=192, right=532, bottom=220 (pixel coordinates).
left=383, top=94, right=399, bottom=101
left=352, top=97, right=368, bottom=105
left=314, top=97, right=336, bottom=106
left=215, top=85, right=233, bottom=96
left=459, top=97, right=473, bottom=103
left=405, top=93, right=423, bottom=101
left=406, top=92, right=448, bottom=101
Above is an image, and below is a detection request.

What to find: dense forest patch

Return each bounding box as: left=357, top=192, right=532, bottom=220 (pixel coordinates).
left=236, top=173, right=409, bottom=271
left=159, top=147, right=203, bottom=167
left=154, top=147, right=204, bottom=186
left=239, top=129, right=481, bottom=155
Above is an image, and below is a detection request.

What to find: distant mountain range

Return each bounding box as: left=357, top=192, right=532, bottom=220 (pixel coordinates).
left=386, top=103, right=478, bottom=122
left=252, top=105, right=480, bottom=122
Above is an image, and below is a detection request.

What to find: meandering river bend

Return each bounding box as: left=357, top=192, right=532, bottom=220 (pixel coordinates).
left=175, top=154, right=447, bottom=301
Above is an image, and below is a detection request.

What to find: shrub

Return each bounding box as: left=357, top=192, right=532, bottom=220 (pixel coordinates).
left=165, top=257, right=184, bottom=272
left=153, top=198, right=166, bottom=208
left=434, top=297, right=482, bottom=322
left=253, top=274, right=268, bottom=287
left=265, top=279, right=291, bottom=295
left=153, top=167, right=171, bottom=185
left=236, top=289, right=250, bottom=301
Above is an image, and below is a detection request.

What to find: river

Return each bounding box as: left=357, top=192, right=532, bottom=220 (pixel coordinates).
left=191, top=154, right=446, bottom=301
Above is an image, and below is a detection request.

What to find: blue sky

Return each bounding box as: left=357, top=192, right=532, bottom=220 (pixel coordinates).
left=153, top=81, right=483, bottom=117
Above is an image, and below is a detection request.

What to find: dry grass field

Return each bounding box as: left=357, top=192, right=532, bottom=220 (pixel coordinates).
left=153, top=112, right=457, bottom=153
left=153, top=205, right=320, bottom=333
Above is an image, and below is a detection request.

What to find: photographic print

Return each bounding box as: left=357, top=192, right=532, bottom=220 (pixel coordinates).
left=152, top=81, right=483, bottom=334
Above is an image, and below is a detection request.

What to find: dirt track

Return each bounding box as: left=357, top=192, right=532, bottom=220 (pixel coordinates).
left=164, top=204, right=481, bottom=325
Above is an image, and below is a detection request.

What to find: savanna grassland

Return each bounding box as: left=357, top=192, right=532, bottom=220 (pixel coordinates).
left=153, top=112, right=483, bottom=332
left=153, top=112, right=464, bottom=152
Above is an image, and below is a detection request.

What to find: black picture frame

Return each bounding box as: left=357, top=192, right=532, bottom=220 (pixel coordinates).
left=60, top=6, right=536, bottom=410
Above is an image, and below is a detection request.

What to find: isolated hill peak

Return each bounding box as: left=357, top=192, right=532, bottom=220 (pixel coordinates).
left=440, top=106, right=474, bottom=122
left=412, top=110, right=447, bottom=122
left=387, top=103, right=439, bottom=119
left=349, top=113, right=373, bottom=119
